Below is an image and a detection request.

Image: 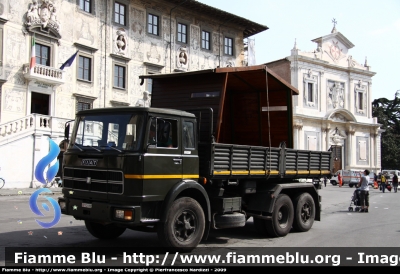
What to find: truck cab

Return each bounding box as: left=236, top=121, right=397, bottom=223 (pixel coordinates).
left=58, top=107, right=210, bottom=249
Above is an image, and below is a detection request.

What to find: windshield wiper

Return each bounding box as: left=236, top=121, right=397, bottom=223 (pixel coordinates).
left=73, top=143, right=84, bottom=151
left=108, top=146, right=123, bottom=153
left=88, top=146, right=102, bottom=152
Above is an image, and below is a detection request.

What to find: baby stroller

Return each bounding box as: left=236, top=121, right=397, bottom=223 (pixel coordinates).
left=348, top=188, right=361, bottom=212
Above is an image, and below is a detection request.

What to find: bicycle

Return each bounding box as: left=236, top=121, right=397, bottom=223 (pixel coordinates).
left=0, top=177, right=5, bottom=189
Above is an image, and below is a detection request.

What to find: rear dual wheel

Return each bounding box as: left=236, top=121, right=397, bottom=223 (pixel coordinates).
left=254, top=194, right=294, bottom=237
left=254, top=192, right=315, bottom=237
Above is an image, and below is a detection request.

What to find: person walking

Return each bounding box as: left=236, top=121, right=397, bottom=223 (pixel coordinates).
left=381, top=173, right=387, bottom=193
left=357, top=169, right=370, bottom=213
left=323, top=177, right=327, bottom=187
left=338, top=173, right=343, bottom=187
left=393, top=174, right=399, bottom=193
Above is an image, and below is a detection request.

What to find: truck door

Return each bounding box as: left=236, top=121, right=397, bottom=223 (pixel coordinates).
left=181, top=119, right=199, bottom=180
left=144, top=117, right=182, bottom=199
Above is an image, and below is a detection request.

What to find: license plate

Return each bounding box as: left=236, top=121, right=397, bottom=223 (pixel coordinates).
left=82, top=203, right=92, bottom=209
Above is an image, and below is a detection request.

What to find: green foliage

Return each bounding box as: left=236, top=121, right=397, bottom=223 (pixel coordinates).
left=372, top=92, right=400, bottom=169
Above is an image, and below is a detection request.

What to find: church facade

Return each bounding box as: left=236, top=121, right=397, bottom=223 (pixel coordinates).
left=266, top=24, right=381, bottom=174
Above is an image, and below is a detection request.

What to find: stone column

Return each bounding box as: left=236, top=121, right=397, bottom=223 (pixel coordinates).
left=370, top=131, right=376, bottom=172
left=322, top=125, right=330, bottom=151
left=346, top=127, right=355, bottom=169
left=368, top=81, right=372, bottom=118
left=320, top=71, right=325, bottom=112
left=349, top=78, right=354, bottom=114
left=293, top=119, right=303, bottom=149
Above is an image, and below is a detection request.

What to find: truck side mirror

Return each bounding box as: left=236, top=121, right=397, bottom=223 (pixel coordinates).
left=64, top=123, right=70, bottom=141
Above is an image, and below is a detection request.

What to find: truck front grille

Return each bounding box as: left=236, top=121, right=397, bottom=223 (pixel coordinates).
left=63, top=167, right=123, bottom=194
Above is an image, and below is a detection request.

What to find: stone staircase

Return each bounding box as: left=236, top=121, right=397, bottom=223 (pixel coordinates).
left=0, top=114, right=72, bottom=188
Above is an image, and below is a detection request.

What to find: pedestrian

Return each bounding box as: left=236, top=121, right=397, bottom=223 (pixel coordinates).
left=381, top=173, right=387, bottom=193
left=338, top=173, right=343, bottom=187
left=323, top=177, right=327, bottom=187
left=393, top=174, right=399, bottom=193
left=357, top=169, right=370, bottom=213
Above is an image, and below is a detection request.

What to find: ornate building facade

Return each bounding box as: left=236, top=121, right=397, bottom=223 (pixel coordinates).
left=266, top=24, right=381, bottom=173
left=0, top=0, right=267, bottom=187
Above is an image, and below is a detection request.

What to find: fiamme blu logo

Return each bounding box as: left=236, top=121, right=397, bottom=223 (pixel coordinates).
left=29, top=138, right=61, bottom=228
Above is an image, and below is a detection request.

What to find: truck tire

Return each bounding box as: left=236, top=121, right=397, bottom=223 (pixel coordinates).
left=292, top=192, right=315, bottom=232
left=266, top=194, right=294, bottom=237
left=157, top=197, right=205, bottom=251
left=349, top=184, right=354, bottom=188
left=214, top=212, right=246, bottom=229
left=254, top=194, right=294, bottom=238
left=331, top=180, right=337, bottom=186
left=85, top=221, right=126, bottom=239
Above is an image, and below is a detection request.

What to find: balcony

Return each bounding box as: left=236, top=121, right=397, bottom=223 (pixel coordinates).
left=23, top=63, right=65, bottom=86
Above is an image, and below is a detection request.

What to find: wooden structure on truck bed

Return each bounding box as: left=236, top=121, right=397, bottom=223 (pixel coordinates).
left=140, top=65, right=299, bottom=149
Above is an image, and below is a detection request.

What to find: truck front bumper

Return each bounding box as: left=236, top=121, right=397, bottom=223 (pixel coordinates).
left=58, top=197, right=142, bottom=225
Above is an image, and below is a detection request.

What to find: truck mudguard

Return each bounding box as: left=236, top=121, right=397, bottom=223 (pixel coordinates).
left=160, top=179, right=211, bottom=223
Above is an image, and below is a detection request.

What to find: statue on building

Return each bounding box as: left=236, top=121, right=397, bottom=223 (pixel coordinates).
left=26, top=0, right=39, bottom=25
left=115, top=30, right=127, bottom=54
left=329, top=127, right=347, bottom=146
left=135, top=91, right=151, bottom=107
left=176, top=47, right=188, bottom=71
left=328, top=81, right=344, bottom=109
left=25, top=0, right=61, bottom=34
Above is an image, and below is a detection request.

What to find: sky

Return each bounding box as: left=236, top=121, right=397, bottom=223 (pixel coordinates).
left=197, top=0, right=400, bottom=101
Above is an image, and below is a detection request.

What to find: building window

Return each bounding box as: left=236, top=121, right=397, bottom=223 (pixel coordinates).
left=224, top=37, right=233, bottom=55
left=358, top=92, right=363, bottom=110
left=148, top=14, right=159, bottom=36
left=147, top=77, right=153, bottom=95
left=79, top=0, right=91, bottom=13
left=177, top=23, right=187, bottom=43
left=36, top=43, right=50, bottom=66
left=78, top=56, right=92, bottom=82
left=308, top=83, right=314, bottom=102
left=77, top=101, right=91, bottom=111
left=114, top=2, right=126, bottom=25
left=114, top=64, right=126, bottom=89
left=201, top=30, right=210, bottom=50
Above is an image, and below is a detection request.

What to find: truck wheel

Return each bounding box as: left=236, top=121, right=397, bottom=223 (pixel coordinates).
left=157, top=197, right=205, bottom=251
left=292, top=192, right=315, bottom=232
left=349, top=184, right=354, bottom=188
left=214, top=212, right=246, bottom=229
left=331, top=180, right=337, bottom=186
left=264, top=194, right=294, bottom=237
left=85, top=221, right=126, bottom=239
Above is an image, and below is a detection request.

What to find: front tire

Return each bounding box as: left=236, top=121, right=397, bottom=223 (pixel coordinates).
left=256, top=194, right=294, bottom=238
left=85, top=221, right=126, bottom=239
left=292, top=192, right=315, bottom=232
left=157, top=197, right=205, bottom=251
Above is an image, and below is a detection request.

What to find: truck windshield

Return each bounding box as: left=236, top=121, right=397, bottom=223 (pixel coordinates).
left=70, top=113, right=144, bottom=151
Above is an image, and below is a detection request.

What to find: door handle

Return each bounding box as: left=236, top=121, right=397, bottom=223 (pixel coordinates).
left=173, top=158, right=182, bottom=164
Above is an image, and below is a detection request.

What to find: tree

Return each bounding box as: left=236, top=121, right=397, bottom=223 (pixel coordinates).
left=372, top=92, right=400, bottom=169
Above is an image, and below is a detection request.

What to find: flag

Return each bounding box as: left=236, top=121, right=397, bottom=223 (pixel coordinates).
left=29, top=35, right=35, bottom=70
left=60, top=50, right=79, bottom=70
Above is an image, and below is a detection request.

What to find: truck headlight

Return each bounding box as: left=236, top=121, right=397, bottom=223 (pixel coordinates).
left=59, top=201, right=66, bottom=210
left=114, top=209, right=133, bottom=220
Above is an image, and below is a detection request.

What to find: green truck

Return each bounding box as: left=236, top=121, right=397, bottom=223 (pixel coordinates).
left=58, top=65, right=333, bottom=250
